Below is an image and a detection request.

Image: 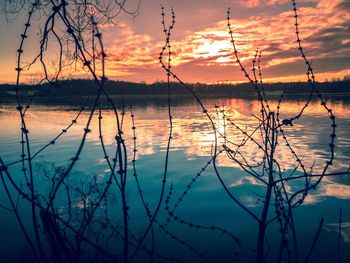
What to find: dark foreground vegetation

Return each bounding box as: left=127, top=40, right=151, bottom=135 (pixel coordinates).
left=1, top=79, right=350, bottom=104
left=1, top=0, right=350, bottom=263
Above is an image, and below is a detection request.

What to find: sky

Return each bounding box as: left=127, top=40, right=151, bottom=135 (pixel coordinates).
left=0, top=0, right=349, bottom=84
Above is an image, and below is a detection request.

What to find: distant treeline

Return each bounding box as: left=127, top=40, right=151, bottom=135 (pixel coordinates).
left=1, top=79, right=350, bottom=102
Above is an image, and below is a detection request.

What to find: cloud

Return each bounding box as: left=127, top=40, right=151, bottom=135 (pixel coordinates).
left=20, top=0, right=348, bottom=84
left=239, top=0, right=310, bottom=8
left=58, top=0, right=350, bottom=83
left=336, top=0, right=350, bottom=10
left=152, top=0, right=350, bottom=83
left=1, top=0, right=349, bottom=83
left=100, top=22, right=161, bottom=78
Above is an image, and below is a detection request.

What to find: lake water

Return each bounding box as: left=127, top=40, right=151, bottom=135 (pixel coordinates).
left=0, top=96, right=350, bottom=262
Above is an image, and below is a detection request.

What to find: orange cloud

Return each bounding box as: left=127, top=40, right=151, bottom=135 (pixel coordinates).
left=1, top=0, right=349, bottom=84
left=100, top=0, right=349, bottom=83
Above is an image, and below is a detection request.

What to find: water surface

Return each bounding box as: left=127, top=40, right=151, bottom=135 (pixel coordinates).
left=0, top=97, right=350, bottom=262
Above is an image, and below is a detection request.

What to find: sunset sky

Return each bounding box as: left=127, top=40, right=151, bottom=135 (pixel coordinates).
left=0, top=0, right=349, bottom=84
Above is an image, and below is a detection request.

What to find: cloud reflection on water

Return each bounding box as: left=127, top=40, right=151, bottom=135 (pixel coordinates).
left=1, top=98, right=349, bottom=204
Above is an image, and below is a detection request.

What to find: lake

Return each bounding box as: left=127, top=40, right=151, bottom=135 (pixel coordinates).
left=0, top=96, right=350, bottom=263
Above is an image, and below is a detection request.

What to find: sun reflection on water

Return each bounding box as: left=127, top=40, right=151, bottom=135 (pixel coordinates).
left=1, top=97, right=349, bottom=203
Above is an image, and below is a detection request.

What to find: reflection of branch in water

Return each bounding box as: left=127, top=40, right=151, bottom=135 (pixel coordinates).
left=0, top=1, right=162, bottom=263
left=1, top=0, right=349, bottom=263
left=157, top=1, right=347, bottom=262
